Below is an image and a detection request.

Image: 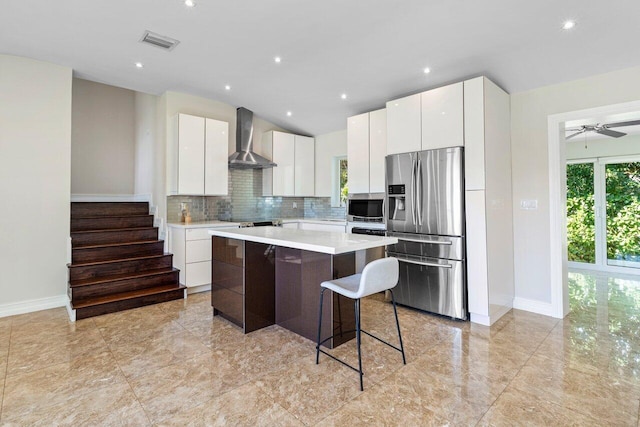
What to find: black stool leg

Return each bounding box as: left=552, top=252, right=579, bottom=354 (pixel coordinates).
left=316, top=288, right=326, bottom=364
left=355, top=298, right=363, bottom=391
left=389, top=289, right=406, bottom=364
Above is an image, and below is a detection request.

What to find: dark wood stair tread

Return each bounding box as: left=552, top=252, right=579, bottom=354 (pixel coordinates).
left=72, top=240, right=163, bottom=250
left=68, top=253, right=173, bottom=268
left=70, top=268, right=179, bottom=287
left=71, top=227, right=157, bottom=234
left=72, top=284, right=186, bottom=309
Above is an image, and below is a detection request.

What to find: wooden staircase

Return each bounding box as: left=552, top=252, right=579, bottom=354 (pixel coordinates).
left=68, top=202, right=185, bottom=319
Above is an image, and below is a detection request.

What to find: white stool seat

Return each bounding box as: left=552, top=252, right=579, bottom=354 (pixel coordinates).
left=315, top=257, right=405, bottom=391
left=320, top=257, right=399, bottom=299
left=321, top=274, right=361, bottom=299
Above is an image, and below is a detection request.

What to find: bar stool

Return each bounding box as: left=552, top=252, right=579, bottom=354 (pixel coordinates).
left=315, top=257, right=406, bottom=391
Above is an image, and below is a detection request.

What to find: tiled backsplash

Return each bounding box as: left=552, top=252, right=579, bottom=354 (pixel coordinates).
left=167, top=169, right=346, bottom=222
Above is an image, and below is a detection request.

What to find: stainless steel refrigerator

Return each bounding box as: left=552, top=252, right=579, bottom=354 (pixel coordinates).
left=386, top=147, right=467, bottom=320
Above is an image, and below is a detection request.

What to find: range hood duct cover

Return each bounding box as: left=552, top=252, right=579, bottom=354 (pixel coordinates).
left=228, top=107, right=277, bottom=169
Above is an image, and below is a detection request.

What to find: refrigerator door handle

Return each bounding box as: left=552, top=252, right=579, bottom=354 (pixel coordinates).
left=398, top=258, right=453, bottom=269
left=410, top=155, right=417, bottom=225
left=397, top=237, right=452, bottom=245
left=416, top=157, right=423, bottom=226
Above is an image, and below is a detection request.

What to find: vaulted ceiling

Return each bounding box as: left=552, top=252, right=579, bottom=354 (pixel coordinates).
left=2, top=0, right=640, bottom=135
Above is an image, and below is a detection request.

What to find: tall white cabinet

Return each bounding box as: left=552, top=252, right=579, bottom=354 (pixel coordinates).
left=168, top=113, right=229, bottom=196
left=347, top=108, right=387, bottom=194
left=262, top=131, right=315, bottom=197
left=463, top=77, right=514, bottom=326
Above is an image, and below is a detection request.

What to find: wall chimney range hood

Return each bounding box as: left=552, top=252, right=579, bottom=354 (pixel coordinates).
left=228, top=107, right=277, bottom=169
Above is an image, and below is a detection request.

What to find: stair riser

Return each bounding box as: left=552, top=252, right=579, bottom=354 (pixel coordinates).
left=71, top=271, right=179, bottom=300
left=72, top=242, right=164, bottom=264
left=71, top=228, right=158, bottom=247
left=69, top=255, right=173, bottom=282
left=71, top=216, right=154, bottom=232
left=75, top=288, right=185, bottom=320
left=71, top=202, right=149, bottom=218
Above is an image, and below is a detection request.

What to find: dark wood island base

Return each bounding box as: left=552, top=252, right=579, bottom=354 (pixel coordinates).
left=211, top=236, right=355, bottom=348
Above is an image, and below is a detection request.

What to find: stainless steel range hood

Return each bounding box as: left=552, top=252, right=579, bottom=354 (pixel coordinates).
left=228, top=107, right=277, bottom=169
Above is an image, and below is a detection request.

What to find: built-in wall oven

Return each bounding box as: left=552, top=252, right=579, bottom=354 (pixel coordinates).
left=347, top=194, right=386, bottom=272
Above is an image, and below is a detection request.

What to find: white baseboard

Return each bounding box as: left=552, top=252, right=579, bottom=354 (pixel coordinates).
left=66, top=297, right=76, bottom=322
left=0, top=294, right=68, bottom=319
left=513, top=297, right=556, bottom=317
left=470, top=313, right=491, bottom=326
left=187, top=284, right=211, bottom=295
left=71, top=193, right=151, bottom=203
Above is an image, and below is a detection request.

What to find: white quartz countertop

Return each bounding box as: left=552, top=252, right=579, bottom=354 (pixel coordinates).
left=167, top=220, right=241, bottom=229
left=208, top=227, right=396, bottom=255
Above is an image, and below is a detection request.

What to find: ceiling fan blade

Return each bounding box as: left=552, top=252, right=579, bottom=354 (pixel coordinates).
left=596, top=128, right=626, bottom=138
left=565, top=126, right=584, bottom=132
left=604, top=119, right=640, bottom=128
left=565, top=130, right=586, bottom=140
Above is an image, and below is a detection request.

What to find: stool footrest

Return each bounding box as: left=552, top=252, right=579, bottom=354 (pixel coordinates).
left=315, top=348, right=362, bottom=374
left=361, top=330, right=405, bottom=354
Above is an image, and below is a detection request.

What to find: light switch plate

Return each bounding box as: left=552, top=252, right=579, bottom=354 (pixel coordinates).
left=520, top=199, right=538, bottom=210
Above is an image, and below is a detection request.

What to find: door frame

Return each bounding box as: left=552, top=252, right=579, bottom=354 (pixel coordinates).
left=548, top=99, right=640, bottom=318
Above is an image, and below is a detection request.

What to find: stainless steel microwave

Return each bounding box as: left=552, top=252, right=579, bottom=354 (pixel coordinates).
left=347, top=194, right=384, bottom=223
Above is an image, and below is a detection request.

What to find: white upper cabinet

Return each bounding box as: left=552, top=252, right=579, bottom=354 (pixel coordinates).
left=386, top=84, right=464, bottom=155
left=170, top=113, right=229, bottom=196
left=347, top=108, right=387, bottom=194
left=263, top=131, right=314, bottom=197
left=369, top=108, right=387, bottom=193
left=386, top=93, right=421, bottom=155
left=347, top=113, right=370, bottom=194
left=204, top=118, right=229, bottom=195
left=294, top=135, right=315, bottom=196
left=178, top=114, right=206, bottom=195
left=421, top=82, right=464, bottom=150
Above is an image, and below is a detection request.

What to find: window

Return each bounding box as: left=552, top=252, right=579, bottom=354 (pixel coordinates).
left=339, top=158, right=348, bottom=206
left=331, top=156, right=348, bottom=207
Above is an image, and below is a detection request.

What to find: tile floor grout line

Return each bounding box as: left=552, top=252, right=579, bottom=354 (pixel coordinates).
left=472, top=314, right=560, bottom=426
left=0, top=318, right=13, bottom=424
left=95, top=315, right=154, bottom=427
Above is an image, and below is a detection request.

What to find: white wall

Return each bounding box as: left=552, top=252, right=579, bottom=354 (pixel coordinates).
left=71, top=78, right=135, bottom=194
left=511, top=65, right=640, bottom=306
left=567, top=134, right=640, bottom=160
left=134, top=92, right=157, bottom=196
left=314, top=129, right=347, bottom=200
left=0, top=55, right=72, bottom=314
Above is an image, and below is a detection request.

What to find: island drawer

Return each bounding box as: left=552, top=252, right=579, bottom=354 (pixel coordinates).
left=212, top=237, right=244, bottom=266
left=211, top=260, right=243, bottom=294
left=211, top=284, right=243, bottom=327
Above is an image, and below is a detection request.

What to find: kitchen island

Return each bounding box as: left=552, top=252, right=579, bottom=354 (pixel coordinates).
left=208, top=227, right=397, bottom=348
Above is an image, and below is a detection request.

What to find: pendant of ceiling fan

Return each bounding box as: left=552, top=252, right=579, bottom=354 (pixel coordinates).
left=565, top=118, right=640, bottom=140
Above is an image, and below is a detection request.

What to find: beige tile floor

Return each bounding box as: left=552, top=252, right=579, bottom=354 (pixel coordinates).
left=1, top=268, right=640, bottom=425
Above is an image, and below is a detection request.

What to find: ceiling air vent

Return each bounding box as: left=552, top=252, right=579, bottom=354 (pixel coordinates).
left=139, top=30, right=180, bottom=51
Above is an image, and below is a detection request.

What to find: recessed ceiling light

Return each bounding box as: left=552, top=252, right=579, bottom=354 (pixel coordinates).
left=224, top=85, right=231, bottom=91
left=184, top=0, right=196, bottom=7
left=274, top=56, right=282, bottom=63
left=423, top=67, right=431, bottom=74
left=135, top=62, right=144, bottom=68
left=341, top=93, right=347, bottom=100
left=286, top=111, right=292, bottom=117
left=562, top=20, right=576, bottom=30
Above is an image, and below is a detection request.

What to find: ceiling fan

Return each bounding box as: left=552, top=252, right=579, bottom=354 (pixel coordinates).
left=565, top=119, right=640, bottom=140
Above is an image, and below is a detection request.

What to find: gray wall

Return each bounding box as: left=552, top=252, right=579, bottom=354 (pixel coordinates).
left=71, top=78, right=135, bottom=194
